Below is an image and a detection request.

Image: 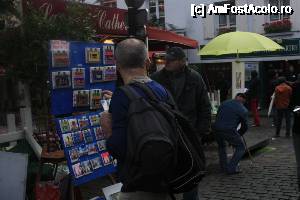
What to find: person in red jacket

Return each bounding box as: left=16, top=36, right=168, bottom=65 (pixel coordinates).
left=246, top=70, right=261, bottom=127
left=274, top=76, right=293, bottom=137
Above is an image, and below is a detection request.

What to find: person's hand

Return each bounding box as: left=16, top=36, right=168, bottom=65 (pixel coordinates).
left=100, top=111, right=112, bottom=139
left=102, top=90, right=113, bottom=100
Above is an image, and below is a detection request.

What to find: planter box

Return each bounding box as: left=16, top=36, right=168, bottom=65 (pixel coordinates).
left=263, top=19, right=292, bottom=33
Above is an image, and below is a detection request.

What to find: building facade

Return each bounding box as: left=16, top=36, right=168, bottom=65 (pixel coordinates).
left=99, top=0, right=117, bottom=7
left=117, top=0, right=300, bottom=105
left=199, top=0, right=300, bottom=105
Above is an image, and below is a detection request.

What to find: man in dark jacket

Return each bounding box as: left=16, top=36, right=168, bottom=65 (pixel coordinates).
left=151, top=47, right=211, bottom=200
left=151, top=47, right=211, bottom=139
left=246, top=70, right=261, bottom=126
left=214, top=93, right=248, bottom=174
left=291, top=74, right=300, bottom=190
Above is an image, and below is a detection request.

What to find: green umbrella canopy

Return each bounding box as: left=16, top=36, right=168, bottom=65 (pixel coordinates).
left=199, top=31, right=284, bottom=56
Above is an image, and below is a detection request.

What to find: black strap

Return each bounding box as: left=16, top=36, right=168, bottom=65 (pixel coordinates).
left=131, top=82, right=159, bottom=102
left=120, top=85, right=142, bottom=101
left=120, top=82, right=177, bottom=111
left=131, top=82, right=177, bottom=109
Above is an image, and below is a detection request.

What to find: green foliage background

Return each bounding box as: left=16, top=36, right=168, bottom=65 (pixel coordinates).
left=0, top=0, right=96, bottom=114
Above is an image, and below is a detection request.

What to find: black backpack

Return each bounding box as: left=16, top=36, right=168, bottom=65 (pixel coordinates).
left=120, top=82, right=206, bottom=194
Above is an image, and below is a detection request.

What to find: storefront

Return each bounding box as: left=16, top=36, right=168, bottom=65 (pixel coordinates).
left=201, top=38, right=300, bottom=108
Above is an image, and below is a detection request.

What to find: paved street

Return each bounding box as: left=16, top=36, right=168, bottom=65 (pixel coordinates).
left=198, top=118, right=299, bottom=200
left=80, top=117, right=299, bottom=200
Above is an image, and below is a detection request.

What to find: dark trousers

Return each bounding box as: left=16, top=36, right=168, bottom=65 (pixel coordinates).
left=215, top=130, right=245, bottom=173
left=272, top=107, right=277, bottom=126
left=276, top=108, right=291, bottom=136
left=250, top=98, right=260, bottom=126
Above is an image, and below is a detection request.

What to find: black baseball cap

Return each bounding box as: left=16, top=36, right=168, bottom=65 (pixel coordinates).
left=165, top=47, right=186, bottom=61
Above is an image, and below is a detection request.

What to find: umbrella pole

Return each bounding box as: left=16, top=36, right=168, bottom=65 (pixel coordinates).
left=236, top=49, right=240, bottom=63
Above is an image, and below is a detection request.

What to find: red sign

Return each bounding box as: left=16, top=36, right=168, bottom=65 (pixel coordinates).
left=24, top=0, right=128, bottom=35
left=90, top=5, right=127, bottom=35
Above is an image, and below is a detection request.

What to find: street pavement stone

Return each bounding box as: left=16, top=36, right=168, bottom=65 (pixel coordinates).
left=197, top=118, right=299, bottom=200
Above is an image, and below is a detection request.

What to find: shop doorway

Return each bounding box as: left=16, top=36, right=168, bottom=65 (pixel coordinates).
left=201, top=63, right=232, bottom=102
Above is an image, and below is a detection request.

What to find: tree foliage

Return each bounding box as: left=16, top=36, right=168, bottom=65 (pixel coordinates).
left=0, top=0, right=96, bottom=113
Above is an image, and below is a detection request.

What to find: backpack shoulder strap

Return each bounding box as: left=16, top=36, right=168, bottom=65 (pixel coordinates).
left=120, top=85, right=142, bottom=101
left=132, top=82, right=177, bottom=109
left=131, top=82, right=158, bottom=102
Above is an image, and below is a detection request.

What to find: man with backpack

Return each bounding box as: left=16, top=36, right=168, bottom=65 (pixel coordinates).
left=274, top=76, right=293, bottom=138
left=100, top=39, right=205, bottom=200
left=214, top=93, right=248, bottom=175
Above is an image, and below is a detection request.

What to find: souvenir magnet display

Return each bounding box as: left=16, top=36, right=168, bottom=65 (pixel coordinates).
left=73, top=90, right=90, bottom=107
left=90, top=89, right=102, bottom=110
left=94, top=127, right=104, bottom=140
left=88, top=143, right=98, bottom=155
left=72, top=68, right=85, bottom=89
left=52, top=71, right=71, bottom=89
left=52, top=50, right=70, bottom=67
left=85, top=48, right=101, bottom=63
left=101, top=152, right=111, bottom=166
left=90, top=157, right=102, bottom=170
left=83, top=129, right=93, bottom=143
left=81, top=160, right=93, bottom=175
left=72, top=163, right=83, bottom=178
left=69, top=118, right=79, bottom=131
left=63, top=133, right=74, bottom=147
left=103, top=45, right=115, bottom=65
left=78, top=116, right=90, bottom=129
left=89, top=114, right=100, bottom=126
left=90, top=67, right=104, bottom=83
left=104, top=66, right=117, bottom=81
left=69, top=147, right=79, bottom=163
left=97, top=140, right=106, bottom=151
left=59, top=119, right=70, bottom=133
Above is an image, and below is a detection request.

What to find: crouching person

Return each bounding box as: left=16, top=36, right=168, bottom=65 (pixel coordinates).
left=214, top=93, right=248, bottom=174
left=100, top=38, right=174, bottom=200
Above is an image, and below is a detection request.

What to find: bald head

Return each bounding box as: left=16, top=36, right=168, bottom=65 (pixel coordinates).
left=115, top=38, right=148, bottom=69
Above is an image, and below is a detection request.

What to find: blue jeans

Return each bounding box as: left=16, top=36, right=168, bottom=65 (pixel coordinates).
left=215, top=130, right=245, bottom=173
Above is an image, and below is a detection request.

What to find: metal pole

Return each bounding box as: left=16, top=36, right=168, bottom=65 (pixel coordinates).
left=5, top=113, right=17, bottom=150
left=241, top=135, right=255, bottom=167
left=146, top=36, right=149, bottom=51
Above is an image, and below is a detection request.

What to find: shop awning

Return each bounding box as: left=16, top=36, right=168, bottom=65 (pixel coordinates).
left=147, top=27, right=199, bottom=50
left=97, top=26, right=199, bottom=51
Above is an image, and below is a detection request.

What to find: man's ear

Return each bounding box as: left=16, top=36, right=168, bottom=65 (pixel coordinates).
left=145, top=58, right=151, bottom=69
